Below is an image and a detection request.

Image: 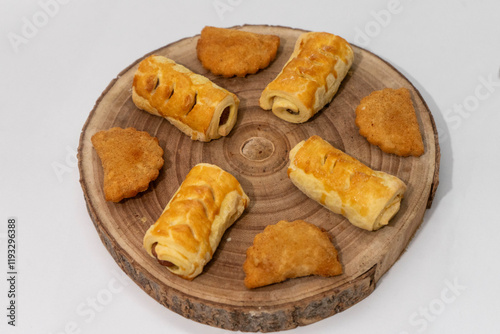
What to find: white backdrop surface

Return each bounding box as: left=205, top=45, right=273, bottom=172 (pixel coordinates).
left=1, top=1, right=500, bottom=333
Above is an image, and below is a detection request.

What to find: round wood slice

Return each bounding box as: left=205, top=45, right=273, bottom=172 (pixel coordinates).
left=78, top=25, right=440, bottom=332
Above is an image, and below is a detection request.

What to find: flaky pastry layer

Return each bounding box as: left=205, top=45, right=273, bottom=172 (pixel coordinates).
left=288, top=136, right=406, bottom=231
left=260, top=32, right=354, bottom=123
left=143, top=163, right=249, bottom=280
left=132, top=55, right=239, bottom=142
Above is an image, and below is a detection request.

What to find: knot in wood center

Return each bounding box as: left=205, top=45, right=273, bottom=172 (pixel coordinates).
left=240, top=137, right=275, bottom=161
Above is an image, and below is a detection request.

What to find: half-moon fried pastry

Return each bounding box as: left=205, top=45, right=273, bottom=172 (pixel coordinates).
left=243, top=220, right=342, bottom=289
left=91, top=127, right=164, bottom=202
left=355, top=87, right=425, bottom=157
left=197, top=26, right=280, bottom=77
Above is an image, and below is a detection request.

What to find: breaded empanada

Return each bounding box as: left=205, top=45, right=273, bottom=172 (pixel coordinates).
left=355, top=88, right=424, bottom=157
left=243, top=220, right=342, bottom=289
left=91, top=127, right=164, bottom=202
left=197, top=26, right=280, bottom=77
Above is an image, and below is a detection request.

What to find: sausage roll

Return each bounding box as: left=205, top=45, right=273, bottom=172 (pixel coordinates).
left=288, top=136, right=406, bottom=231
left=260, top=32, right=354, bottom=123
left=143, top=163, right=249, bottom=280
left=132, top=55, right=240, bottom=142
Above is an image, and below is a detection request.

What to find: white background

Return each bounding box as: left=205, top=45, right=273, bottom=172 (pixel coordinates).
left=1, top=0, right=500, bottom=333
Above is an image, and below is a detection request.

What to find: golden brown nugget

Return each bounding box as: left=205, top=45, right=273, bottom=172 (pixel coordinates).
left=355, top=88, right=425, bottom=157
left=91, top=127, right=164, bottom=202
left=196, top=26, right=280, bottom=77
left=243, top=220, right=342, bottom=289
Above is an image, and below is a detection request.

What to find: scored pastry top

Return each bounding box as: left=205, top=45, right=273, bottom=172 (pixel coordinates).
left=288, top=135, right=407, bottom=231
left=143, top=163, right=249, bottom=280
left=260, top=31, right=354, bottom=123
left=132, top=55, right=239, bottom=141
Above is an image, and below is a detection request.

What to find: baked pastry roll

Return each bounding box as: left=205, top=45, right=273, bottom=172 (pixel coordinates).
left=143, top=163, right=249, bottom=280
left=132, top=55, right=240, bottom=142
left=288, top=136, right=406, bottom=231
left=260, top=32, right=354, bottom=123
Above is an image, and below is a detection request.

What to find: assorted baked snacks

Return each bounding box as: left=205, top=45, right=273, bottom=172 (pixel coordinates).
left=132, top=55, right=240, bottom=142
left=91, top=127, right=164, bottom=202
left=288, top=135, right=407, bottom=231
left=259, top=31, right=354, bottom=123
left=86, top=28, right=427, bottom=294
left=196, top=26, right=280, bottom=77
left=355, top=87, right=425, bottom=157
left=143, top=163, right=249, bottom=280
left=243, top=220, right=342, bottom=289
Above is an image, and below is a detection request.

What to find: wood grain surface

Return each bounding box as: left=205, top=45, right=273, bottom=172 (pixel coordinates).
left=78, top=25, right=440, bottom=332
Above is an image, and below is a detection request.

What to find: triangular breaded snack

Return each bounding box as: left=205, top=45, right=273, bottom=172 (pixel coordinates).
left=196, top=26, right=280, bottom=77
left=355, top=88, right=425, bottom=157
left=243, top=220, right=342, bottom=289
left=91, top=127, right=164, bottom=202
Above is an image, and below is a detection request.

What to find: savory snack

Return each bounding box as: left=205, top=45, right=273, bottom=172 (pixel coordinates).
left=243, top=220, right=342, bottom=289
left=355, top=87, right=425, bottom=157
left=91, top=127, right=164, bottom=202
left=132, top=55, right=240, bottom=142
left=143, top=163, right=249, bottom=280
left=288, top=136, right=407, bottom=231
left=196, top=26, right=280, bottom=77
left=259, top=31, right=354, bottom=123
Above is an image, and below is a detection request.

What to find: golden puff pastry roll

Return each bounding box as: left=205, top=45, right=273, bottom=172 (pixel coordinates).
left=143, top=163, right=249, bottom=280
left=288, top=136, right=406, bottom=231
left=132, top=55, right=240, bottom=142
left=260, top=32, right=354, bottom=123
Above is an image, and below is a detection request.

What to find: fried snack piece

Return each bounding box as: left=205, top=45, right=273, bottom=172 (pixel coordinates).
left=243, top=220, right=342, bottom=289
left=355, top=88, right=425, bottom=157
left=91, top=127, right=164, bottom=202
left=196, top=26, right=280, bottom=77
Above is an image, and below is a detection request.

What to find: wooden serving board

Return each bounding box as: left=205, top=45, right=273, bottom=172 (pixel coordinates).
left=78, top=25, right=439, bottom=332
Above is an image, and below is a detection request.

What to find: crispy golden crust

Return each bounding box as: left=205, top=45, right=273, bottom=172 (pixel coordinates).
left=91, top=127, right=164, bottom=202
left=143, top=163, right=249, bottom=280
left=288, top=136, right=407, bottom=231
left=355, top=88, right=425, bottom=157
left=243, top=220, right=342, bottom=289
left=259, top=32, right=354, bottom=123
left=196, top=26, right=280, bottom=77
left=132, top=55, right=239, bottom=142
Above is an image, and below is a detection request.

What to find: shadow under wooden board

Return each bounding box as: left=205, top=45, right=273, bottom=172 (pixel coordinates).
left=78, top=25, right=440, bottom=332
